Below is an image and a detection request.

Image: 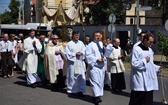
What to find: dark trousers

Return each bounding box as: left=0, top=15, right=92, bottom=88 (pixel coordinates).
left=52, top=69, right=66, bottom=90
left=129, top=90, right=153, bottom=105
left=56, top=69, right=66, bottom=89
left=111, top=72, right=126, bottom=90
left=18, top=50, right=23, bottom=61
left=1, top=52, right=13, bottom=76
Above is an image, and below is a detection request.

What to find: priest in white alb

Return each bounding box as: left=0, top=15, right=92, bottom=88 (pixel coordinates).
left=23, top=29, right=42, bottom=88
left=85, top=31, right=106, bottom=104
left=65, top=30, right=86, bottom=96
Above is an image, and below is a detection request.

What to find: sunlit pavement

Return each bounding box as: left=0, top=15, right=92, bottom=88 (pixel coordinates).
left=0, top=70, right=167, bottom=105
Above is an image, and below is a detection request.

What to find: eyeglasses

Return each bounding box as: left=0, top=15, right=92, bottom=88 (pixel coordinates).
left=53, top=38, right=58, bottom=40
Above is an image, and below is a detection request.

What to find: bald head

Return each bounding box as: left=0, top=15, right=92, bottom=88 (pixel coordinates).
left=19, top=33, right=23, bottom=38
left=3, top=33, right=9, bottom=41
left=113, top=38, right=120, bottom=47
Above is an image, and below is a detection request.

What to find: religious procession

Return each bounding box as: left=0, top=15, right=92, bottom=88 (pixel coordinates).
left=0, top=28, right=163, bottom=105
left=0, top=0, right=168, bottom=105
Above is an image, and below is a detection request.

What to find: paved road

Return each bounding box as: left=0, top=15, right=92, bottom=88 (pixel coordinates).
left=0, top=70, right=168, bottom=105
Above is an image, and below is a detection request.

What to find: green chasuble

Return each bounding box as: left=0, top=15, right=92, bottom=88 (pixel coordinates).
left=37, top=42, right=45, bottom=76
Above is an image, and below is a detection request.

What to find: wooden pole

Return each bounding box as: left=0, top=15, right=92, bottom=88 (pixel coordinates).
left=80, top=1, right=86, bottom=43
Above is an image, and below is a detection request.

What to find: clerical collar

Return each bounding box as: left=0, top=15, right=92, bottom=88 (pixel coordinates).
left=73, top=40, right=78, bottom=43
left=3, top=40, right=9, bottom=42
left=138, top=43, right=149, bottom=51
left=113, top=45, right=118, bottom=49
left=85, top=42, right=89, bottom=45
left=30, top=36, right=35, bottom=39
left=93, top=40, right=99, bottom=43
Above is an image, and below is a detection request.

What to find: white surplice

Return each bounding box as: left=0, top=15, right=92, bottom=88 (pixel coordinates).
left=109, top=46, right=125, bottom=73
left=130, top=45, right=160, bottom=91
left=86, top=41, right=106, bottom=97
left=65, top=40, right=86, bottom=93
left=23, top=37, right=42, bottom=84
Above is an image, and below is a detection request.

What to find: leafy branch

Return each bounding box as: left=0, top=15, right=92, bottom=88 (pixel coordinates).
left=157, top=31, right=168, bottom=61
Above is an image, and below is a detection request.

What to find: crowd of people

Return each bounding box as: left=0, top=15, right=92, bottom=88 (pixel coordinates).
left=0, top=29, right=162, bottom=105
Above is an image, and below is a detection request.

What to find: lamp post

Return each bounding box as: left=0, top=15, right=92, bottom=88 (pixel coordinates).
left=22, top=1, right=25, bottom=24
left=136, top=0, right=140, bottom=31
left=136, top=0, right=152, bottom=31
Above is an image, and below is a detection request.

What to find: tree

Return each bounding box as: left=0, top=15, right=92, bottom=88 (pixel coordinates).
left=157, top=31, right=168, bottom=61
left=8, top=0, right=20, bottom=23
left=0, top=11, right=13, bottom=24
left=0, top=0, right=20, bottom=24
left=162, top=0, right=168, bottom=24
left=87, top=0, right=127, bottom=25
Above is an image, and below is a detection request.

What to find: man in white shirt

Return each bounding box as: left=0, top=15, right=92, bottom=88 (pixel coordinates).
left=0, top=33, right=14, bottom=78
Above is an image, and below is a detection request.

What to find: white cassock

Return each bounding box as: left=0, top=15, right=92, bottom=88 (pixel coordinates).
left=86, top=41, right=106, bottom=97
left=104, top=43, right=113, bottom=85
left=23, top=37, right=42, bottom=85
left=44, top=43, right=66, bottom=84
left=130, top=45, right=160, bottom=91
left=65, top=40, right=86, bottom=93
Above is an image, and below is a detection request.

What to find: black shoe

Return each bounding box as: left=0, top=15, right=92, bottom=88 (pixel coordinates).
left=51, top=86, right=59, bottom=92
left=30, top=83, right=37, bottom=88
left=92, top=97, right=102, bottom=104
left=111, top=89, right=118, bottom=94
left=37, top=82, right=42, bottom=86
left=104, top=84, right=110, bottom=90
left=118, top=89, right=123, bottom=92
left=77, top=92, right=85, bottom=97
left=68, top=93, right=76, bottom=97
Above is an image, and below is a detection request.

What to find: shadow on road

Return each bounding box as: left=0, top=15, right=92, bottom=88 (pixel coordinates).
left=17, top=75, right=26, bottom=80
left=153, top=101, right=163, bottom=105
left=14, top=81, right=28, bottom=87
left=113, top=91, right=131, bottom=97
left=68, top=93, right=94, bottom=104
left=104, top=88, right=131, bottom=97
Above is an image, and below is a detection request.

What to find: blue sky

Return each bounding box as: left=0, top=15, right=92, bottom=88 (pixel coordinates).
left=0, top=0, right=10, bottom=13
left=0, top=0, right=23, bottom=14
